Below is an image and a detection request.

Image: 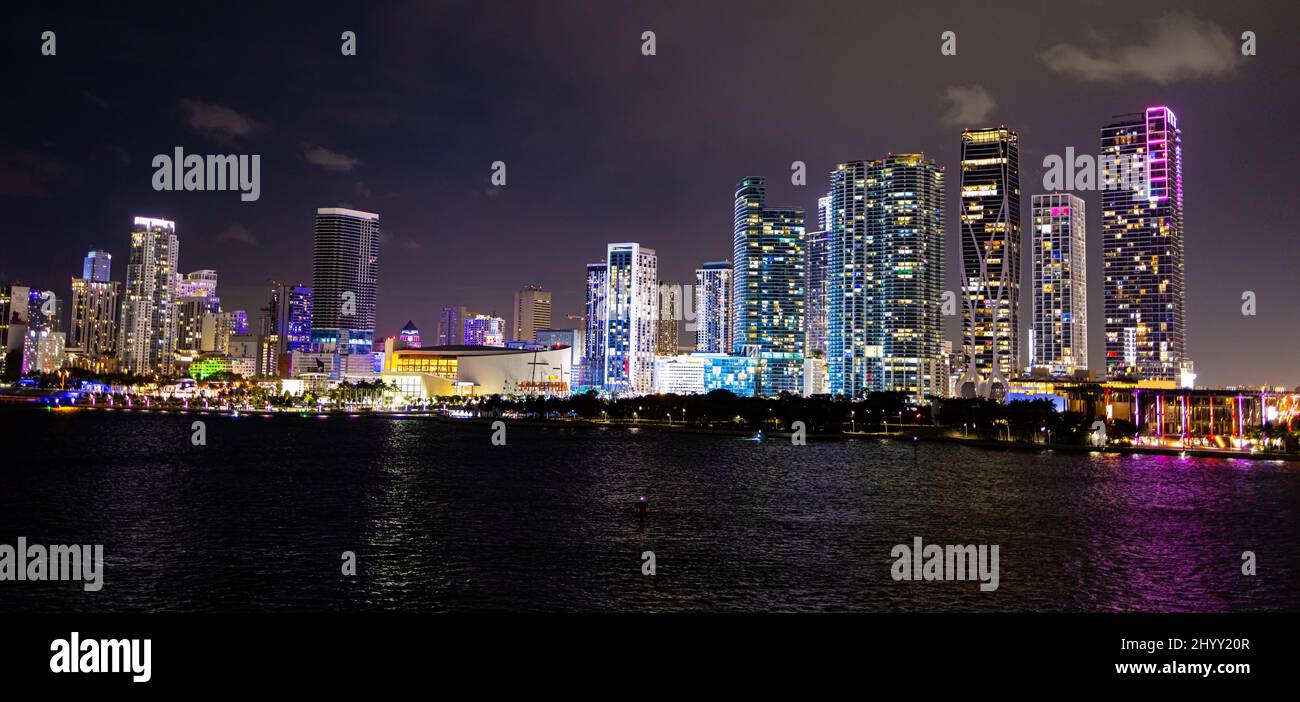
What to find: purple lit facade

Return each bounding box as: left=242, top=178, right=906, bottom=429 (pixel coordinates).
left=1100, top=106, right=1187, bottom=382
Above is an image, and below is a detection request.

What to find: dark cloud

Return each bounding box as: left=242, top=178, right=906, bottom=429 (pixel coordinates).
left=304, top=145, right=360, bottom=173
left=179, top=98, right=265, bottom=142
left=1041, top=13, right=1242, bottom=84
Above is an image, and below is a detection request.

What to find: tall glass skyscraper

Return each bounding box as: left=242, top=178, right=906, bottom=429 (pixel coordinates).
left=602, top=243, right=657, bottom=396
left=958, top=127, right=1021, bottom=399
left=827, top=156, right=944, bottom=398
left=311, top=208, right=379, bottom=356
left=731, top=177, right=805, bottom=396
left=1101, top=106, right=1187, bottom=382
left=1030, top=194, right=1087, bottom=376
left=118, top=217, right=179, bottom=375
left=694, top=261, right=732, bottom=353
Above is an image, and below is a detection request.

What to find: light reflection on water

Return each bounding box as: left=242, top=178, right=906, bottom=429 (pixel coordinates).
left=0, top=410, right=1296, bottom=613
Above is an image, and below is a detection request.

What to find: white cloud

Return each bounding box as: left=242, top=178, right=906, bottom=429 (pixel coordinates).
left=179, top=99, right=263, bottom=142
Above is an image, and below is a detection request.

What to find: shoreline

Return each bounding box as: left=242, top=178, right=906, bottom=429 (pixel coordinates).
left=11, top=401, right=1298, bottom=463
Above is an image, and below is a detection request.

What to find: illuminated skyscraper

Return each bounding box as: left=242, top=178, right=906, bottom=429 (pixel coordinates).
left=602, top=243, right=657, bottom=396
left=118, top=217, right=179, bottom=375
left=804, top=195, right=831, bottom=358
left=1030, top=194, right=1087, bottom=376
left=827, top=155, right=944, bottom=398
left=512, top=285, right=552, bottom=342
left=694, top=261, right=732, bottom=353
left=958, top=127, right=1021, bottom=399
left=1101, top=106, right=1187, bottom=382
left=732, top=177, right=805, bottom=396
left=806, top=231, right=826, bottom=358
left=311, top=207, right=379, bottom=356
left=70, top=251, right=120, bottom=367
left=582, top=262, right=607, bottom=388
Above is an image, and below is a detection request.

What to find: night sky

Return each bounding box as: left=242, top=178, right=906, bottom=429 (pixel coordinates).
left=3, top=0, right=1297, bottom=387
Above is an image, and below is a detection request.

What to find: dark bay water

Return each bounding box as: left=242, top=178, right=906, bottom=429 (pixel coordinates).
left=2, top=408, right=1298, bottom=612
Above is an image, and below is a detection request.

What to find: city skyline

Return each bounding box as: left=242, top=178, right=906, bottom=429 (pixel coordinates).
left=2, top=2, right=1296, bottom=387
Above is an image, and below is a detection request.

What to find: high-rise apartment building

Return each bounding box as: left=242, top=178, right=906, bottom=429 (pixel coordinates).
left=1030, top=194, right=1087, bottom=376
left=602, top=243, right=657, bottom=396
left=118, top=217, right=179, bottom=375
left=694, top=261, right=732, bottom=354
left=732, top=177, right=805, bottom=396
left=582, top=263, right=607, bottom=388
left=1101, top=106, right=1187, bottom=382
left=828, top=156, right=945, bottom=398
left=69, top=250, right=120, bottom=367
left=311, top=207, right=379, bottom=356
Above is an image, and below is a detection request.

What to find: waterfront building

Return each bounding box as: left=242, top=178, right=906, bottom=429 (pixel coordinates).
left=69, top=259, right=120, bottom=367
left=310, top=207, right=379, bottom=356
left=582, top=262, right=607, bottom=389
left=602, top=242, right=658, bottom=396
left=828, top=155, right=945, bottom=398
left=118, top=216, right=179, bottom=375
left=652, top=352, right=757, bottom=397
left=1030, top=194, right=1087, bottom=376
left=958, top=127, right=1021, bottom=399
left=694, top=261, right=732, bottom=353
left=381, top=339, right=573, bottom=398
left=1101, top=106, right=1188, bottom=383
left=732, top=177, right=805, bottom=396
